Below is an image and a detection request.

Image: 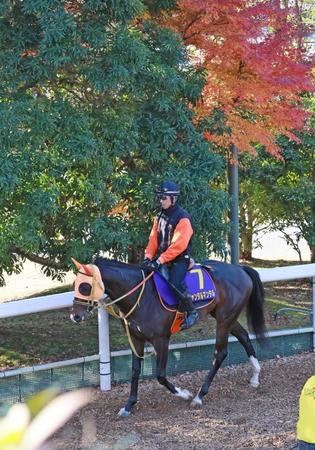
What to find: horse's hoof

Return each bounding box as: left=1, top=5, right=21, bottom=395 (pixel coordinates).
left=175, top=387, right=192, bottom=400
left=191, top=395, right=202, bottom=407
left=118, top=407, right=130, bottom=417
left=250, top=379, right=259, bottom=388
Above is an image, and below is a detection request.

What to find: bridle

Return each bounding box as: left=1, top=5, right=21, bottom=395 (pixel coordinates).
left=73, top=268, right=154, bottom=317
left=73, top=298, right=100, bottom=315
left=73, top=266, right=155, bottom=358
left=73, top=266, right=107, bottom=312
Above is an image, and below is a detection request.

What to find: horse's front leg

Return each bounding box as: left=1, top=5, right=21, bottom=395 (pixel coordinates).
left=192, top=326, right=229, bottom=406
left=118, top=337, right=144, bottom=417
left=154, top=338, right=192, bottom=401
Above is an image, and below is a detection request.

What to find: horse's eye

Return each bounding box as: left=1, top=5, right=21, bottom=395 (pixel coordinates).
left=79, top=282, right=92, bottom=296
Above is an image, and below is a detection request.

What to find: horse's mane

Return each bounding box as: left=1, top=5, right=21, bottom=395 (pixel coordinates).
left=94, top=257, right=141, bottom=273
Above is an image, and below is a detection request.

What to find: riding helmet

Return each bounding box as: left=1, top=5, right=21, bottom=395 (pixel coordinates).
left=156, top=181, right=180, bottom=196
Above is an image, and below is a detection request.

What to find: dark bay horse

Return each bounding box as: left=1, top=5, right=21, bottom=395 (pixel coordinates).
left=70, top=257, right=267, bottom=417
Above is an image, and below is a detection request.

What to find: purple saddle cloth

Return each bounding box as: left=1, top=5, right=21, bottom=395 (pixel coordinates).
left=153, top=264, right=216, bottom=309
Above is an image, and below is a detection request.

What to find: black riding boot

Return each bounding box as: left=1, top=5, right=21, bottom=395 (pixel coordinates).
left=178, top=292, right=199, bottom=330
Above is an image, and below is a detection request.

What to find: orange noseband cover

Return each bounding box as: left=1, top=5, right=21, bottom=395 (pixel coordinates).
left=74, top=263, right=105, bottom=302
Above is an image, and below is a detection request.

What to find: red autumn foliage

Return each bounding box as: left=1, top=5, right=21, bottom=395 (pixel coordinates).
left=21, top=49, right=37, bottom=57
left=64, top=1, right=83, bottom=15
left=162, top=0, right=313, bottom=155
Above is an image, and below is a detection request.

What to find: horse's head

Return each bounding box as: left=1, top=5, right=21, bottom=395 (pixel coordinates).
left=70, top=258, right=105, bottom=324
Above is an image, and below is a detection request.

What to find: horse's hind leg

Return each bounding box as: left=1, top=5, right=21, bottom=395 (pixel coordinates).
left=118, top=337, right=144, bottom=417
left=154, top=338, right=192, bottom=401
left=230, top=321, right=261, bottom=387
left=192, top=326, right=229, bottom=406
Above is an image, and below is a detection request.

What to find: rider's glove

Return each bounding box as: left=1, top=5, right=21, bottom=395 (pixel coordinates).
left=142, top=257, right=151, bottom=268
left=146, top=258, right=161, bottom=271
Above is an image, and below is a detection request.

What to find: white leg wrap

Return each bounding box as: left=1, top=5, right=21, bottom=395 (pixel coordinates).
left=175, top=387, right=192, bottom=400
left=191, top=390, right=203, bottom=406
left=118, top=407, right=131, bottom=417
left=249, top=356, right=260, bottom=388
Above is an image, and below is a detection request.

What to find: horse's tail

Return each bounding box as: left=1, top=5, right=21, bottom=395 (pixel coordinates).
left=242, top=265, right=267, bottom=344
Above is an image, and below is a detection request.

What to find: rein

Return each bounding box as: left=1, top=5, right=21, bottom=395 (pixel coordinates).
left=103, top=270, right=155, bottom=359
left=74, top=269, right=155, bottom=359
left=73, top=270, right=153, bottom=310
left=103, top=271, right=153, bottom=311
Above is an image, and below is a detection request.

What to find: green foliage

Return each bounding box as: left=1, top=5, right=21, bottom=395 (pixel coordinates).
left=239, top=107, right=314, bottom=261
left=0, top=0, right=227, bottom=282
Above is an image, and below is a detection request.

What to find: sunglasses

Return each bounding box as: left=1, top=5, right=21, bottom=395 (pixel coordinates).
left=157, top=194, right=168, bottom=200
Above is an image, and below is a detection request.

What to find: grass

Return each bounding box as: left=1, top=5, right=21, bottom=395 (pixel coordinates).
left=0, top=260, right=312, bottom=370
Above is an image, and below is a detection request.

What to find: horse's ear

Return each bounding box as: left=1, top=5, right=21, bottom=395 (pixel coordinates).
left=71, top=258, right=82, bottom=270
left=82, top=264, right=93, bottom=277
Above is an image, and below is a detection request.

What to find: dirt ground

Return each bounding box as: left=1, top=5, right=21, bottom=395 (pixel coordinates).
left=49, top=352, right=314, bottom=450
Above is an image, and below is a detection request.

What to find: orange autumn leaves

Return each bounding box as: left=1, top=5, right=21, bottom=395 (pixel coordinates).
left=162, top=0, right=313, bottom=156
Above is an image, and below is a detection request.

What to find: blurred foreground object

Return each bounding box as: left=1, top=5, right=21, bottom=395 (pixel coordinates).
left=297, top=375, right=315, bottom=449
left=0, top=387, right=91, bottom=450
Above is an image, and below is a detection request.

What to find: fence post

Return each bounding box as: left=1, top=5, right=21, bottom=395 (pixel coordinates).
left=98, top=307, right=111, bottom=390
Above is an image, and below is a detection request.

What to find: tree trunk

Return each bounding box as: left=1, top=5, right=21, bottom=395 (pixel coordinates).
left=128, top=246, right=143, bottom=265
left=228, top=145, right=240, bottom=264
left=239, top=200, right=254, bottom=261
left=241, top=231, right=253, bottom=260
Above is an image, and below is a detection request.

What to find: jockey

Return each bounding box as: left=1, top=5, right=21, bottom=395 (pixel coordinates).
left=143, top=180, right=199, bottom=330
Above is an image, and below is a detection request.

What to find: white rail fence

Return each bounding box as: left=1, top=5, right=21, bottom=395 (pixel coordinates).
left=0, top=263, right=314, bottom=391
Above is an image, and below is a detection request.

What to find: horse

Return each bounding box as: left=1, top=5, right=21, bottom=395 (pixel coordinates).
left=70, top=257, right=267, bottom=417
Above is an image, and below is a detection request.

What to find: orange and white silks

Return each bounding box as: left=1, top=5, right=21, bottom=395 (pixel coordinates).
left=145, top=217, right=193, bottom=264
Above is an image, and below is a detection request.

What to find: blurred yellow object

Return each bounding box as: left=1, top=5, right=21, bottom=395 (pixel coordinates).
left=0, top=403, right=30, bottom=449
left=297, top=375, right=315, bottom=444
left=0, top=388, right=91, bottom=450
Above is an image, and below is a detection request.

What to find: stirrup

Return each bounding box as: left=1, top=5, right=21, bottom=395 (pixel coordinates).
left=180, top=310, right=199, bottom=330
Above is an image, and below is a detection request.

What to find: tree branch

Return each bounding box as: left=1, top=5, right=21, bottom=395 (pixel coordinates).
left=9, top=246, right=65, bottom=270
left=182, top=12, right=204, bottom=39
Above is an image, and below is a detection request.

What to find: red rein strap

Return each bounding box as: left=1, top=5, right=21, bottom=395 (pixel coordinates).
left=78, top=269, right=153, bottom=290
left=77, top=268, right=154, bottom=302
left=125, top=271, right=154, bottom=296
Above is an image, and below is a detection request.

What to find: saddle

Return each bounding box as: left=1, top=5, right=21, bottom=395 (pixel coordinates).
left=153, top=263, right=216, bottom=310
